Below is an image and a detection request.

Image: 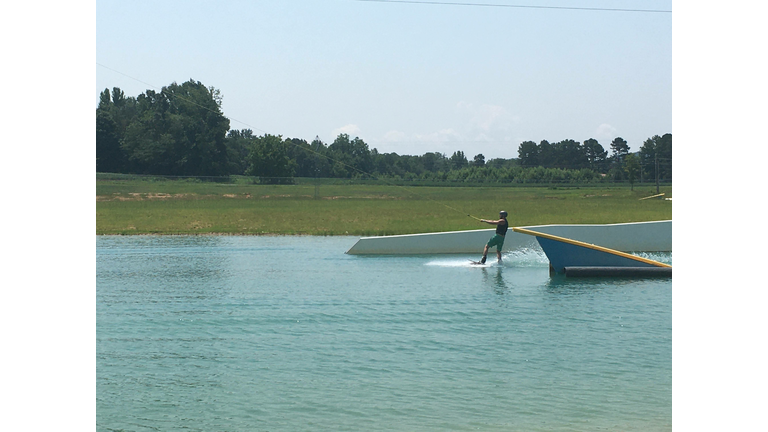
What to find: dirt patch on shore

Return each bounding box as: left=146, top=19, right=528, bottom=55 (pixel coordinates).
left=188, top=220, right=212, bottom=230
left=97, top=193, right=193, bottom=201
left=97, top=192, right=399, bottom=201
left=321, top=195, right=399, bottom=200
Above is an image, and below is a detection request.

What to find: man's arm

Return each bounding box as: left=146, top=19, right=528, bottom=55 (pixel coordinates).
left=480, top=218, right=504, bottom=225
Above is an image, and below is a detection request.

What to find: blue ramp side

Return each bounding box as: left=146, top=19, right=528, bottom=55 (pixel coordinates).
left=512, top=227, right=671, bottom=274
left=536, top=237, right=658, bottom=273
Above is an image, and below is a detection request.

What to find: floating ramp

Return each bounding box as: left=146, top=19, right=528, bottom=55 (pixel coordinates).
left=346, top=220, right=671, bottom=255
left=512, top=227, right=671, bottom=277
left=562, top=267, right=672, bottom=277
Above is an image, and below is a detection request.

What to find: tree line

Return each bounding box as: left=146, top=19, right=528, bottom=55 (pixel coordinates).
left=97, top=80, right=671, bottom=184
left=517, top=134, right=672, bottom=184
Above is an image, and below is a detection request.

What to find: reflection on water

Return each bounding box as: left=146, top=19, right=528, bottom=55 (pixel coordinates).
left=97, top=236, right=671, bottom=432
left=98, top=236, right=231, bottom=304
left=481, top=266, right=509, bottom=295
left=544, top=250, right=672, bottom=294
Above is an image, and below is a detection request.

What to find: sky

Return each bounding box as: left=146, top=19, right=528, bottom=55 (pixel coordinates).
left=96, top=0, right=672, bottom=159
left=5, top=2, right=768, bottom=430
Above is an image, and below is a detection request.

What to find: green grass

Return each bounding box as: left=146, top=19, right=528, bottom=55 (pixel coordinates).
left=96, top=179, right=672, bottom=235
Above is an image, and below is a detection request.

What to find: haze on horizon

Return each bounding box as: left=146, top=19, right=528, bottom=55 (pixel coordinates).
left=96, top=0, right=672, bottom=159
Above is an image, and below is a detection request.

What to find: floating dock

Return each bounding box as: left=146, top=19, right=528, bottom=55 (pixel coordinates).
left=346, top=220, right=671, bottom=255
left=512, top=227, right=671, bottom=277
left=562, top=267, right=672, bottom=277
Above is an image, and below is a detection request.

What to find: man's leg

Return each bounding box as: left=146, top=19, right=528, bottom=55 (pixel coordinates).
left=481, top=245, right=489, bottom=264
left=496, top=237, right=504, bottom=263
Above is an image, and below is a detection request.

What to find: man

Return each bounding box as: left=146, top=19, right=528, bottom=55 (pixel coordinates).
left=478, top=211, right=509, bottom=264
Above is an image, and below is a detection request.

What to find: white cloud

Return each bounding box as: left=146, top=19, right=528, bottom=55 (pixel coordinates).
left=371, top=129, right=464, bottom=155
left=382, top=130, right=407, bottom=142
left=456, top=102, right=520, bottom=133
left=414, top=128, right=463, bottom=143
left=330, top=124, right=361, bottom=137
left=366, top=103, right=523, bottom=157
left=595, top=123, right=618, bottom=141
left=378, top=128, right=462, bottom=144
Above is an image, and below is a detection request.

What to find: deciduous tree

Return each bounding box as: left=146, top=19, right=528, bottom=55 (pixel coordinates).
left=245, top=134, right=297, bottom=181
left=449, top=151, right=468, bottom=170
left=517, top=141, right=539, bottom=167
left=624, top=153, right=641, bottom=190
left=327, top=134, right=373, bottom=178
left=120, top=80, right=230, bottom=176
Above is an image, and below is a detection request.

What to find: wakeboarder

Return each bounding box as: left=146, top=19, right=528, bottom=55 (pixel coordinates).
left=476, top=211, right=509, bottom=264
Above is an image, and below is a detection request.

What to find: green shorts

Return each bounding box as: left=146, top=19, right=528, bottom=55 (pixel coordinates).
left=486, top=234, right=505, bottom=251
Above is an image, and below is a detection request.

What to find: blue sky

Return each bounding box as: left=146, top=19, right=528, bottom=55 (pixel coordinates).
left=5, top=3, right=768, bottom=429
left=96, top=0, right=671, bottom=159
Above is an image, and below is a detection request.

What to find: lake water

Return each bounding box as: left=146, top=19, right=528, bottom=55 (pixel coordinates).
left=97, top=236, right=671, bottom=431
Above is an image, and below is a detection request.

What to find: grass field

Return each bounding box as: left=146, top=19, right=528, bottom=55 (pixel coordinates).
left=96, top=179, right=672, bottom=235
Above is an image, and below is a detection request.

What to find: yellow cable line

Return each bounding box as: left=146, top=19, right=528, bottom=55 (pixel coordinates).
left=512, top=227, right=672, bottom=268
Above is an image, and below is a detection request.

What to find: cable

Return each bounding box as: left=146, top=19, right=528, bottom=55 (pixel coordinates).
left=96, top=63, right=487, bottom=222
left=97, top=64, right=671, bottom=221
left=352, top=0, right=671, bottom=13
left=97, top=63, right=270, bottom=135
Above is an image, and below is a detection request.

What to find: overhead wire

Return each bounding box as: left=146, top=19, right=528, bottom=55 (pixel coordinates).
left=352, top=0, right=671, bottom=13
left=98, top=0, right=670, bottom=223
left=97, top=63, right=670, bottom=220
left=96, top=63, right=486, bottom=222
left=98, top=65, right=668, bottom=176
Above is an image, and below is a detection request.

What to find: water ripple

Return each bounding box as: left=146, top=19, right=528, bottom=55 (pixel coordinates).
left=98, top=236, right=671, bottom=432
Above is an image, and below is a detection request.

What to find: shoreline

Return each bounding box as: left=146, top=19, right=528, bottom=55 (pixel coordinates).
left=97, top=182, right=671, bottom=236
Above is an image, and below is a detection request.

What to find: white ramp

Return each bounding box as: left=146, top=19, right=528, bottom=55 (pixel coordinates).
left=346, top=220, right=671, bottom=255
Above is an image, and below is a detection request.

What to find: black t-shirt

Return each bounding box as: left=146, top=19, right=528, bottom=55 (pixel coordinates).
left=496, top=218, right=509, bottom=236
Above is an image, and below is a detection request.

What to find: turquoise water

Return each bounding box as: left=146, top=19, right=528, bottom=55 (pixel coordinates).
left=97, top=236, right=671, bottom=431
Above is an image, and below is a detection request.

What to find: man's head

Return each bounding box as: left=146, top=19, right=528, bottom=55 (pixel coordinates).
left=500, top=210, right=508, bottom=218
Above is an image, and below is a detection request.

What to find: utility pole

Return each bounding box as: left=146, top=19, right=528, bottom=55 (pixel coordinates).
left=655, top=151, right=660, bottom=194
left=314, top=139, right=321, bottom=199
